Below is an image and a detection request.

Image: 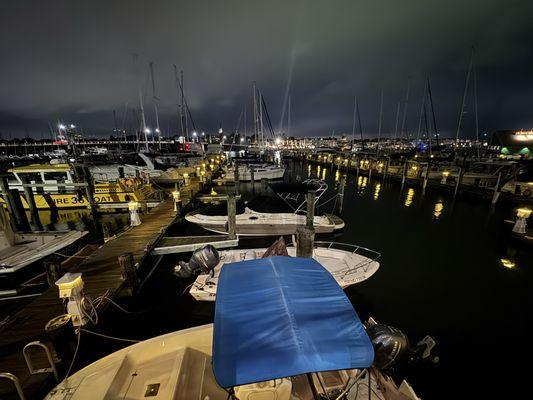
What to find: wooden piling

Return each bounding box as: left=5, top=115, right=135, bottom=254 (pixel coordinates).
left=118, top=252, right=138, bottom=294
left=337, top=175, right=346, bottom=215
left=492, top=172, right=502, bottom=204
left=296, top=226, right=315, bottom=258
left=454, top=167, right=464, bottom=199
left=21, top=177, right=43, bottom=231
left=227, top=191, right=237, bottom=240
left=44, top=259, right=63, bottom=287
left=422, top=162, right=431, bottom=191
left=306, top=190, right=316, bottom=229
left=250, top=165, right=255, bottom=186
left=261, top=178, right=268, bottom=194
left=0, top=176, right=30, bottom=231
left=233, top=164, right=240, bottom=195
left=82, top=166, right=104, bottom=240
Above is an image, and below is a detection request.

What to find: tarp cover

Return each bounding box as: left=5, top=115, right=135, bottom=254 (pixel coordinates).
left=213, top=256, right=374, bottom=388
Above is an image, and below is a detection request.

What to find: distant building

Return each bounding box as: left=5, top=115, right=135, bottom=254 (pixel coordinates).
left=489, top=130, right=532, bottom=157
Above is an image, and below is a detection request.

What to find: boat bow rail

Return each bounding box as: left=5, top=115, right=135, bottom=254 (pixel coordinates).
left=312, top=241, right=381, bottom=278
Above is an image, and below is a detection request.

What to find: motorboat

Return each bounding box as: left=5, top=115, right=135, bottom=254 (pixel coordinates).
left=1, top=163, right=154, bottom=210
left=0, top=207, right=88, bottom=296
left=223, top=163, right=285, bottom=181
left=185, top=179, right=345, bottom=236
left=45, top=256, right=434, bottom=400
left=188, top=240, right=381, bottom=301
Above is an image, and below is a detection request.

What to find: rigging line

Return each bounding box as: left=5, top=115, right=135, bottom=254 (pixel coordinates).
left=80, top=328, right=140, bottom=343
left=351, top=96, right=357, bottom=145
left=356, top=97, right=363, bottom=142
left=260, top=94, right=276, bottom=138
left=377, top=88, right=384, bottom=156
left=173, top=65, right=185, bottom=136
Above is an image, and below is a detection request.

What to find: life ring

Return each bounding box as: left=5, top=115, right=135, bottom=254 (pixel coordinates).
left=523, top=189, right=532, bottom=198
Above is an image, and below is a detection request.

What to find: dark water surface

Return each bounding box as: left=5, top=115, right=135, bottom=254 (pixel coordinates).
left=77, top=160, right=531, bottom=399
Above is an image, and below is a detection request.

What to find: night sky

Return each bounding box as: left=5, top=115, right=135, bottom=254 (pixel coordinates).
left=1, top=0, right=532, bottom=138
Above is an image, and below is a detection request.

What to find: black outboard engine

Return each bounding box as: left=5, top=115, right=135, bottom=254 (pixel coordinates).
left=174, top=245, right=220, bottom=278
left=367, top=324, right=411, bottom=370
left=367, top=324, right=438, bottom=375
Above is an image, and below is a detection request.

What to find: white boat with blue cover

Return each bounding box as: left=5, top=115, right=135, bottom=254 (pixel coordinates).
left=188, top=241, right=381, bottom=301
left=45, top=256, right=426, bottom=400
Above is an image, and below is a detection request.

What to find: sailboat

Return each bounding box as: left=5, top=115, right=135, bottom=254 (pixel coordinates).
left=45, top=256, right=434, bottom=400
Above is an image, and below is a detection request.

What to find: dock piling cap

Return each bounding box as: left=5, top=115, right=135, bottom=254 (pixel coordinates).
left=55, top=272, right=84, bottom=298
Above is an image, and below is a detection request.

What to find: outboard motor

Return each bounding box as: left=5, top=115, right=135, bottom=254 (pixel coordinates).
left=174, top=245, right=220, bottom=278
left=367, top=324, right=411, bottom=370
left=367, top=324, right=438, bottom=373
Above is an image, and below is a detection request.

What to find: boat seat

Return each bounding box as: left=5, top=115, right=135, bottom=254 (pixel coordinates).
left=235, top=378, right=292, bottom=400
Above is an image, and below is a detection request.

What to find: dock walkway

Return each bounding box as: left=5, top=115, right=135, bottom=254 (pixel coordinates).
left=0, top=198, right=178, bottom=399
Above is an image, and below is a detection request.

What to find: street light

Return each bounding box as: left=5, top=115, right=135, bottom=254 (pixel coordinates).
left=58, top=124, right=66, bottom=130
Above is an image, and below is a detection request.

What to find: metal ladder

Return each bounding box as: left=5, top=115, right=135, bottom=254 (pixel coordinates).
left=22, top=341, right=59, bottom=382
left=0, top=372, right=26, bottom=400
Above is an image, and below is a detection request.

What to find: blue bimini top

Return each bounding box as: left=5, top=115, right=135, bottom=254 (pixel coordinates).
left=212, top=256, right=374, bottom=388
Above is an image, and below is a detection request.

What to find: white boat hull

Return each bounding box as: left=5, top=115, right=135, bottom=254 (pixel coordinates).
left=185, top=208, right=343, bottom=236
left=189, top=247, right=380, bottom=301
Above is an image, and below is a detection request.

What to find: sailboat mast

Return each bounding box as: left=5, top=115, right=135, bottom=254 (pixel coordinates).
left=455, top=48, right=474, bottom=145
left=260, top=92, right=264, bottom=150
left=427, top=76, right=439, bottom=147
left=377, top=88, right=383, bottom=156
left=288, top=94, right=291, bottom=137
left=400, top=78, right=411, bottom=139
left=351, top=96, right=357, bottom=148
left=473, top=55, right=480, bottom=159
left=149, top=62, right=161, bottom=148
left=393, top=101, right=401, bottom=143
left=181, top=70, right=189, bottom=141
left=139, top=87, right=149, bottom=152
left=416, top=78, right=428, bottom=142
left=173, top=65, right=183, bottom=138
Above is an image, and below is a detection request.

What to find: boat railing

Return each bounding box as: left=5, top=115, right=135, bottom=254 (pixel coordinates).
left=312, top=241, right=381, bottom=278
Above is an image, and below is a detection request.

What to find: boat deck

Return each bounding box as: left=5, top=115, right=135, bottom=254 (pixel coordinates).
left=152, top=234, right=238, bottom=255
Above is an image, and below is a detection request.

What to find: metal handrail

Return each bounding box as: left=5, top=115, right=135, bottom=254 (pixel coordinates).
left=0, top=372, right=26, bottom=400
left=23, top=341, right=59, bottom=382
left=311, top=241, right=381, bottom=278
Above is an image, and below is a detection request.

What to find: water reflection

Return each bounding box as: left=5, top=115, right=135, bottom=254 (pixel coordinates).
left=373, top=183, right=381, bottom=201
left=321, top=167, right=327, bottom=181
left=357, top=176, right=368, bottom=190
left=433, top=201, right=444, bottom=219
left=500, top=258, right=517, bottom=269
left=335, top=169, right=340, bottom=182
left=404, top=188, right=415, bottom=207
left=307, top=165, right=312, bottom=177
left=317, top=165, right=321, bottom=179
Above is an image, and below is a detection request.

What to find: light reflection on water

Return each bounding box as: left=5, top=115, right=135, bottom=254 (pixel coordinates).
left=373, top=183, right=381, bottom=200
left=404, top=187, right=415, bottom=207
left=433, top=200, right=444, bottom=219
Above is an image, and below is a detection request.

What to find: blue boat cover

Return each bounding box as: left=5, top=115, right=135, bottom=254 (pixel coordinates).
left=213, top=256, right=374, bottom=388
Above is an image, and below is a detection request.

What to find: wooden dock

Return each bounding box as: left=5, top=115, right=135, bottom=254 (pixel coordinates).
left=0, top=198, right=179, bottom=399
left=152, top=234, right=238, bottom=255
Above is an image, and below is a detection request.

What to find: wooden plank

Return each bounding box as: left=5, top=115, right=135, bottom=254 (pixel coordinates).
left=152, top=235, right=238, bottom=255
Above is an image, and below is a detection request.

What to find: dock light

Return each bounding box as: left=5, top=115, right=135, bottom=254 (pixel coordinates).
left=128, top=201, right=141, bottom=227
left=155, top=128, right=160, bottom=134
left=275, top=137, right=282, bottom=145
left=411, top=165, right=418, bottom=171
left=441, top=170, right=450, bottom=184
left=172, top=190, right=181, bottom=212
left=500, top=258, right=516, bottom=269
left=202, top=163, right=206, bottom=169
left=183, top=172, right=190, bottom=185
left=240, top=137, right=245, bottom=143
left=69, top=124, right=76, bottom=129
left=56, top=273, right=86, bottom=327
left=513, top=207, right=532, bottom=234
left=210, top=164, right=215, bottom=170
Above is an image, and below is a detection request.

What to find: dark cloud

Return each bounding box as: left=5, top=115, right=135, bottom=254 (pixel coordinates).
left=1, top=0, right=532, bottom=138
